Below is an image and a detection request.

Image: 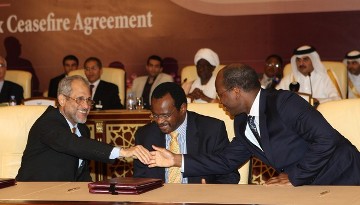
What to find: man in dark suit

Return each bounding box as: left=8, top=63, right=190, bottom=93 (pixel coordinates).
left=84, top=57, right=123, bottom=110
left=149, top=64, right=360, bottom=186
left=0, top=55, right=23, bottom=105
left=16, top=75, right=150, bottom=181
left=134, top=82, right=239, bottom=184
left=48, top=55, right=79, bottom=98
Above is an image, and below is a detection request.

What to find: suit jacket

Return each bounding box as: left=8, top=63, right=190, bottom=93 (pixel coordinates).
left=16, top=106, right=115, bottom=181
left=133, top=111, right=240, bottom=184
left=0, top=80, right=24, bottom=105
left=184, top=89, right=360, bottom=186
left=48, top=74, right=65, bottom=98
left=131, top=73, right=173, bottom=104
left=93, top=80, right=123, bottom=110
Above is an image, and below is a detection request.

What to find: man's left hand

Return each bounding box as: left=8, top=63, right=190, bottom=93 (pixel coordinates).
left=264, top=173, right=293, bottom=186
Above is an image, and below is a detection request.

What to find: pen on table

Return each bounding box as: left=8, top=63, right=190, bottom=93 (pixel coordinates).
left=319, top=190, right=330, bottom=196
left=67, top=187, right=80, bottom=192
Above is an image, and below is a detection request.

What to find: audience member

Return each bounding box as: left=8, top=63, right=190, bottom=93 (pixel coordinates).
left=182, top=48, right=219, bottom=103
left=16, top=75, right=150, bottom=181
left=84, top=57, right=123, bottom=109
left=343, top=50, right=360, bottom=98
left=4, top=36, right=40, bottom=96
left=0, top=55, right=23, bottom=105
left=131, top=55, right=173, bottom=109
left=149, top=64, right=360, bottom=186
left=133, top=82, right=239, bottom=184
left=259, top=54, right=283, bottom=89
left=276, top=45, right=341, bottom=104
left=48, top=55, right=79, bottom=98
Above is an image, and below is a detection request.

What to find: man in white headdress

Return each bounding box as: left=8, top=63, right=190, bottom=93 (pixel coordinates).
left=343, top=50, right=360, bottom=98
left=182, top=48, right=220, bottom=103
left=276, top=45, right=341, bottom=104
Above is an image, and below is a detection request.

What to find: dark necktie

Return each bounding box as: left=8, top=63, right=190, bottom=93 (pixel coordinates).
left=247, top=115, right=262, bottom=145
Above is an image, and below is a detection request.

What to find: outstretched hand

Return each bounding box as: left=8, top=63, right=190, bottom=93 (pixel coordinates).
left=264, top=173, right=293, bottom=186
left=148, top=145, right=181, bottom=168
left=120, top=145, right=151, bottom=164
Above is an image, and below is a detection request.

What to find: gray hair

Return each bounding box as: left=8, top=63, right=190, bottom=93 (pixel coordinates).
left=57, top=75, right=89, bottom=97
left=222, top=64, right=261, bottom=92
left=0, top=56, right=7, bottom=67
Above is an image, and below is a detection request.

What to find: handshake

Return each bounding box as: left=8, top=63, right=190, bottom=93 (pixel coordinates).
left=120, top=145, right=181, bottom=168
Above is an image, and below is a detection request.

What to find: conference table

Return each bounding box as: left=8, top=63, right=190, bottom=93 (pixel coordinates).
left=0, top=182, right=359, bottom=205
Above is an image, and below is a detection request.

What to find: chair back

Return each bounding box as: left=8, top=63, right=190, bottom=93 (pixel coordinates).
left=317, top=99, right=360, bottom=149
left=187, top=103, right=250, bottom=184
left=68, top=67, right=126, bottom=105
left=181, top=65, right=225, bottom=84
left=0, top=105, right=48, bottom=178
left=23, top=97, right=57, bottom=107
left=283, top=61, right=347, bottom=99
left=4, top=70, right=32, bottom=99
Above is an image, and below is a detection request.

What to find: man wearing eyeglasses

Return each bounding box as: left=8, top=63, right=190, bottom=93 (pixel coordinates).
left=16, top=75, right=150, bottom=181
left=259, top=54, right=283, bottom=89
left=133, top=82, right=239, bottom=184
left=84, top=57, right=123, bottom=110
left=0, top=55, right=23, bottom=105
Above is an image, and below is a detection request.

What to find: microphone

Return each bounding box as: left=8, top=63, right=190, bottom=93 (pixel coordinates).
left=182, top=78, right=187, bottom=85
left=289, top=81, right=300, bottom=92
left=308, top=73, right=313, bottom=98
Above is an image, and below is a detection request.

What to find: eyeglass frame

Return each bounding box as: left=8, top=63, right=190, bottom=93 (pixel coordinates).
left=265, top=63, right=281, bottom=69
left=0, top=63, right=6, bottom=68
left=150, top=108, right=176, bottom=120
left=216, top=87, right=233, bottom=99
left=62, top=94, right=95, bottom=106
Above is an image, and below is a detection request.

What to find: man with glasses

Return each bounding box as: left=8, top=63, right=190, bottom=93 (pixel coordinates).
left=259, top=54, right=283, bottom=89
left=133, top=82, right=239, bottom=184
left=0, top=55, right=23, bottom=105
left=16, top=75, right=150, bottom=181
left=84, top=57, right=123, bottom=110
left=131, top=55, right=173, bottom=109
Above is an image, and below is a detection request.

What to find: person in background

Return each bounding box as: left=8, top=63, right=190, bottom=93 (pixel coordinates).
left=259, top=54, right=283, bottom=89
left=0, top=55, right=23, bottom=105
left=133, top=82, right=239, bottom=184
left=276, top=45, right=341, bottom=104
left=182, top=48, right=219, bottom=103
left=48, top=55, right=79, bottom=98
left=84, top=57, right=123, bottom=110
left=16, top=75, right=150, bottom=181
left=149, top=64, right=360, bottom=186
left=343, top=50, right=360, bottom=98
left=131, top=55, right=173, bottom=109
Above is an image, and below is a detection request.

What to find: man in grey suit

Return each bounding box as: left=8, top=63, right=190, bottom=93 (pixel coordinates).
left=149, top=64, right=360, bottom=186
left=133, top=82, right=239, bottom=184
left=16, top=75, right=150, bottom=181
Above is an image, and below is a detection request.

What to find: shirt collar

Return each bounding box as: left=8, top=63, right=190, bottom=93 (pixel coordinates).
left=249, top=89, right=261, bottom=117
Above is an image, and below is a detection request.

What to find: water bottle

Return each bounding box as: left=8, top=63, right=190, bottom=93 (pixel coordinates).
left=9, top=95, right=16, bottom=106
left=126, top=92, right=135, bottom=110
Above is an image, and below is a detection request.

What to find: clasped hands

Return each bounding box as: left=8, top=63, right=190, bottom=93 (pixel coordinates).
left=125, top=145, right=292, bottom=186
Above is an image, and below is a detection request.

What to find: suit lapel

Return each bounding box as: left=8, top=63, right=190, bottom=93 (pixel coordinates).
left=185, top=112, right=199, bottom=154
left=258, top=89, right=273, bottom=165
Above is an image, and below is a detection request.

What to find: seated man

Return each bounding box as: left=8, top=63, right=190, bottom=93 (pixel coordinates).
left=16, top=75, right=150, bottom=181
left=133, top=82, right=239, bottom=184
left=0, top=55, right=23, bottom=105
left=131, top=55, right=173, bottom=109
left=343, top=50, right=360, bottom=98
left=48, top=55, right=79, bottom=98
left=259, top=54, right=283, bottom=89
left=182, top=48, right=219, bottom=103
left=84, top=57, right=123, bottom=109
left=276, top=45, right=341, bottom=104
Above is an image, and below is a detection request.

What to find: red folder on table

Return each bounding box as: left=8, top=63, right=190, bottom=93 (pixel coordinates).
left=0, top=178, right=16, bottom=189
left=88, top=177, right=163, bottom=195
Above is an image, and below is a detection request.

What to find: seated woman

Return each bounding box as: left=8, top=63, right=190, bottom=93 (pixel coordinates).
left=182, top=48, right=219, bottom=103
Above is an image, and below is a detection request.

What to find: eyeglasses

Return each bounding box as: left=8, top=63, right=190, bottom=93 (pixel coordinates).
left=150, top=108, right=176, bottom=120
left=265, top=63, right=280, bottom=68
left=216, top=87, right=233, bottom=99
left=0, top=63, right=6, bottom=68
left=63, top=95, right=95, bottom=106
left=84, top=66, right=99, bottom=71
